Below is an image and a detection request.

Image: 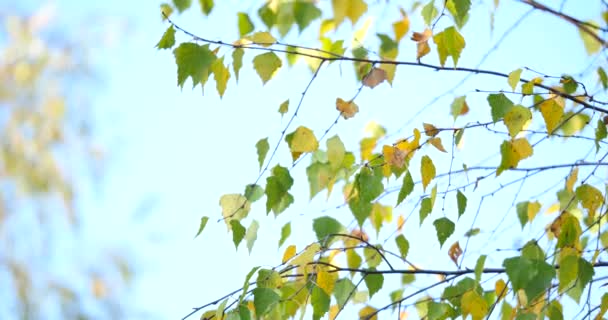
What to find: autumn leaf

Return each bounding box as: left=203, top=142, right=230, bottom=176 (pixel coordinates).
left=503, top=105, right=532, bottom=138
left=332, top=0, right=368, bottom=26
left=421, top=155, right=436, bottom=191
left=362, top=67, right=388, bottom=88
left=392, top=8, right=410, bottom=42
left=539, top=99, right=563, bottom=134
left=433, top=26, right=465, bottom=67
left=448, top=241, right=462, bottom=265
left=428, top=137, right=447, bottom=152
left=253, top=52, right=282, bottom=84
left=450, top=96, right=469, bottom=120
left=423, top=123, right=439, bottom=137
left=282, top=245, right=296, bottom=263
left=336, top=98, right=359, bottom=119
left=508, top=68, right=522, bottom=91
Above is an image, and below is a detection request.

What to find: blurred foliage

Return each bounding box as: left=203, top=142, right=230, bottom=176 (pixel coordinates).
left=0, top=6, right=133, bottom=320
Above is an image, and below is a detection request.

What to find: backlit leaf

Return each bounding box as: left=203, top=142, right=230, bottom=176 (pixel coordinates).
left=456, top=190, right=467, bottom=218
left=294, top=2, right=322, bottom=32
left=211, top=57, right=230, bottom=98
left=362, top=67, right=387, bottom=88
left=433, top=217, right=455, bottom=247
left=539, top=99, right=564, bottom=134
left=474, top=255, right=486, bottom=281
left=278, top=222, right=291, bottom=247
left=395, top=234, right=410, bottom=259
left=596, top=119, right=607, bottom=152
left=317, top=269, right=338, bottom=295
left=421, top=155, right=436, bottom=191
left=220, top=194, right=250, bottom=222
left=334, top=278, right=356, bottom=308
left=487, top=93, right=514, bottom=123
left=255, top=138, right=269, bottom=170
left=195, top=216, right=209, bottom=238
left=336, top=98, right=359, bottom=119
left=290, top=243, right=320, bottom=266
left=452, top=0, right=471, bottom=28
left=503, top=105, right=532, bottom=138
left=357, top=167, right=384, bottom=202
left=265, top=165, right=294, bottom=215
left=521, top=77, right=542, bottom=95
left=433, top=26, right=465, bottom=67
left=173, top=43, right=216, bottom=88
left=245, top=220, right=259, bottom=253
left=172, top=0, right=192, bottom=12
left=199, top=0, right=213, bottom=15
left=312, top=286, right=330, bottom=319
left=364, top=273, right=384, bottom=298
left=327, top=135, right=345, bottom=171
left=237, top=12, right=254, bottom=37
left=428, top=137, right=447, bottom=152
left=282, top=245, right=296, bottom=263
left=450, top=95, right=469, bottom=120
left=579, top=20, right=601, bottom=55
left=503, top=256, right=555, bottom=304
left=253, top=52, right=282, bottom=84
left=421, top=0, right=438, bottom=25
left=507, top=68, right=522, bottom=91
left=448, top=241, right=462, bottom=265
left=253, top=287, right=280, bottom=316
left=332, top=0, right=368, bottom=26
left=286, top=126, right=319, bottom=161
left=598, top=67, right=608, bottom=89
left=156, top=25, right=176, bottom=49
left=497, top=138, right=533, bottom=175
left=393, top=9, right=410, bottom=41
left=397, top=170, right=414, bottom=206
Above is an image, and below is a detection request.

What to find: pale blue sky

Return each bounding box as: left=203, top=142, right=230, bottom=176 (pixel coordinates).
left=4, top=0, right=607, bottom=319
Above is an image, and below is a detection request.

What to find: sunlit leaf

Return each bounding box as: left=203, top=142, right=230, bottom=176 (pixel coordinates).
left=539, top=99, right=564, bottom=134
left=232, top=48, right=244, bottom=82
left=421, top=0, right=438, bottom=25
left=172, top=0, right=192, bottom=13
left=220, top=194, right=250, bottom=222
left=433, top=217, right=455, bottom=247
left=211, top=57, right=230, bottom=98
left=278, top=99, right=289, bottom=115
left=428, top=137, right=447, bottom=152
left=456, top=190, right=467, bottom=218
left=253, top=52, right=282, bottom=84
left=507, top=68, right=522, bottom=91
left=576, top=184, right=604, bottom=218
left=393, top=9, right=410, bottom=41
left=199, top=0, right=213, bottom=15
left=237, top=12, right=254, bottom=37
left=278, top=222, right=291, bottom=247
left=286, top=126, right=319, bottom=161
left=451, top=0, right=471, bottom=28
left=294, top=1, right=322, bottom=32
left=579, top=20, right=601, bottom=55
left=253, top=287, right=280, bottom=316
left=461, top=290, right=488, bottom=320
left=397, top=171, right=414, bottom=206
left=313, top=216, right=344, bottom=244
left=395, top=234, right=410, bottom=259
left=334, top=278, right=356, bottom=308
left=497, top=138, right=533, bottom=175
left=433, top=26, right=465, bottom=67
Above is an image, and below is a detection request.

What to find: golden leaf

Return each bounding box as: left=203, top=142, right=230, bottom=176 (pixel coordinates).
left=336, top=97, right=359, bottom=119
left=448, top=242, right=462, bottom=265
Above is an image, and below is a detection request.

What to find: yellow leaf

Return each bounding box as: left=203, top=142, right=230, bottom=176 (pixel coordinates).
left=433, top=26, right=466, bottom=67
left=461, top=290, right=488, bottom=320
left=429, top=137, right=447, bottom=152
left=320, top=19, right=336, bottom=37
left=383, top=145, right=406, bottom=177
left=495, top=279, right=507, bottom=301
left=392, top=9, right=410, bottom=42
left=503, top=105, right=532, bottom=138
left=336, top=98, right=359, bottom=119
left=448, top=241, right=462, bottom=265
left=521, top=77, right=543, bottom=95
left=220, top=194, right=250, bottom=223
left=379, top=63, right=396, bottom=85
left=397, top=215, right=405, bottom=232
left=352, top=17, right=373, bottom=46
left=508, top=68, right=522, bottom=91
left=317, top=269, right=338, bottom=295
left=247, top=31, right=276, bottom=47
left=423, top=123, right=439, bottom=137
left=527, top=201, right=541, bottom=222
left=253, top=52, right=282, bottom=84
left=362, top=67, right=387, bottom=88
left=282, top=245, right=296, bottom=263
left=290, top=243, right=321, bottom=266
left=539, top=99, right=564, bottom=134
left=579, top=20, right=602, bottom=55
left=565, top=167, right=578, bottom=192
left=329, top=304, right=339, bottom=320
left=546, top=202, right=560, bottom=215
left=358, top=305, right=378, bottom=320
left=411, top=28, right=432, bottom=42
left=290, top=126, right=319, bottom=153
left=416, top=41, right=430, bottom=60
left=332, top=0, right=368, bottom=26
left=512, top=138, right=533, bottom=159
left=421, top=155, right=436, bottom=191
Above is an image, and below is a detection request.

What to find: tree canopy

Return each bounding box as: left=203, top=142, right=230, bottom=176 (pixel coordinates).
left=158, top=1, right=608, bottom=319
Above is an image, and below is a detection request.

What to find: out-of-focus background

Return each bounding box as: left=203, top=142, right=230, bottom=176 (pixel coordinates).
left=1, top=0, right=604, bottom=319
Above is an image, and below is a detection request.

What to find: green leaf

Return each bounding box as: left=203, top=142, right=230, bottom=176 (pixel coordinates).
left=521, top=240, right=545, bottom=261
left=265, top=165, right=294, bottom=215
left=450, top=95, right=469, bottom=120
left=258, top=4, right=277, bottom=29
left=427, top=301, right=449, bottom=320
left=561, top=75, right=578, bottom=94
left=199, top=0, right=213, bottom=15
left=395, top=234, right=410, bottom=259
left=349, top=195, right=373, bottom=227
left=474, top=255, right=486, bottom=281
left=306, top=162, right=332, bottom=199
left=558, top=251, right=578, bottom=292
left=232, top=48, right=244, bottom=82
left=255, top=138, right=269, bottom=170
left=596, top=119, right=607, bottom=152
left=487, top=93, right=514, bottom=123
left=419, top=197, right=433, bottom=225
left=503, top=105, right=532, bottom=138
left=334, top=278, right=355, bottom=308
left=364, top=273, right=384, bottom=298
left=497, top=138, right=533, bottom=175
left=278, top=222, right=291, bottom=247
left=230, top=220, right=246, bottom=248
left=311, top=286, right=330, bottom=320
left=433, top=26, right=466, bottom=67
left=397, top=170, right=414, bottom=206
left=421, top=0, right=438, bottom=25
left=598, top=67, right=608, bottom=89
left=173, top=43, right=216, bottom=89
left=565, top=258, right=594, bottom=302
left=278, top=99, right=289, bottom=116
left=327, top=135, right=345, bottom=171
left=253, top=52, right=282, bottom=84
left=347, top=249, right=362, bottom=272
left=516, top=201, right=529, bottom=228
left=253, top=287, right=280, bottom=316
left=576, top=184, right=604, bottom=217
left=244, top=184, right=264, bottom=202
left=364, top=246, right=382, bottom=268
left=313, top=216, right=344, bottom=244
left=237, top=12, right=254, bottom=37
left=452, top=0, right=471, bottom=28
left=507, top=68, right=522, bottom=91
left=294, top=1, right=322, bottom=32
left=160, top=3, right=173, bottom=19
left=172, top=0, right=192, bottom=12
left=245, top=220, right=259, bottom=253
left=195, top=216, right=209, bottom=238
left=421, top=155, right=436, bottom=191
left=433, top=217, right=455, bottom=247
left=257, top=269, right=282, bottom=289
left=503, top=256, right=555, bottom=304
left=156, top=25, right=176, bottom=49
left=456, top=190, right=467, bottom=218
left=211, top=57, right=230, bottom=98
left=357, top=167, right=384, bottom=202
left=216, top=299, right=228, bottom=320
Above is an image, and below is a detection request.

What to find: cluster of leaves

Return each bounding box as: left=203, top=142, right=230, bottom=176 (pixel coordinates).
left=159, top=0, right=608, bottom=319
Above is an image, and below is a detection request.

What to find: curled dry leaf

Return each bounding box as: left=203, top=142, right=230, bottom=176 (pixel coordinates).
left=448, top=241, right=462, bottom=265
left=336, top=97, right=359, bottom=119
left=411, top=28, right=432, bottom=42
left=362, top=67, right=388, bottom=88
left=411, top=29, right=432, bottom=60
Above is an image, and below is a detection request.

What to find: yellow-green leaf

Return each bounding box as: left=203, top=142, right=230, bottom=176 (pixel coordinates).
left=220, top=194, right=250, bottom=222
left=232, top=48, right=244, bottom=82
left=503, top=105, right=532, bottom=138
left=507, top=68, right=522, bottom=91
left=421, top=155, right=436, bottom=191
left=461, top=290, right=488, bottom=320
left=539, top=99, right=564, bottom=134
left=156, top=25, right=176, bottom=49
left=247, top=31, right=276, bottom=46
left=497, top=138, right=533, bottom=175
left=173, top=43, right=216, bottom=89
left=237, top=12, right=254, bottom=37
left=576, top=184, right=604, bottom=218
left=433, top=26, right=465, bottom=67
left=290, top=243, right=321, bottom=266
left=286, top=126, right=318, bottom=161
left=211, top=57, right=230, bottom=98
left=253, top=52, right=282, bottom=84
left=194, top=216, right=209, bottom=238
left=579, top=20, right=602, bottom=55
left=332, top=0, right=368, bottom=26
left=256, top=138, right=269, bottom=170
